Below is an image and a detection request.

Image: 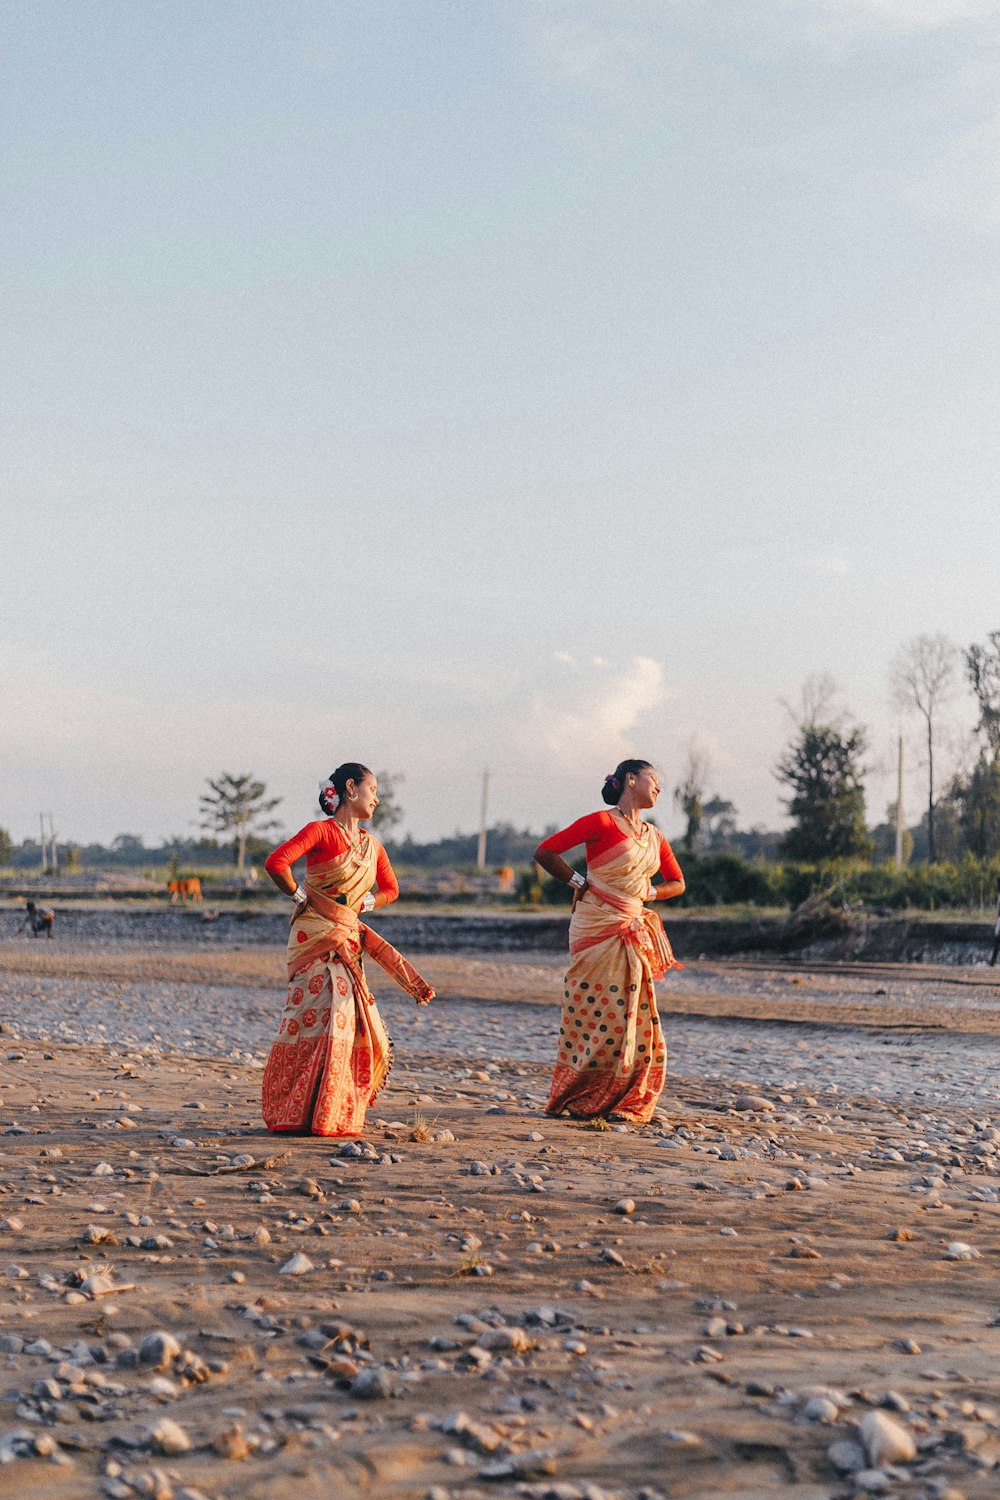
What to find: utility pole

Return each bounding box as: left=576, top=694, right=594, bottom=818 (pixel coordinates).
left=894, top=733, right=904, bottom=870
left=48, top=814, right=58, bottom=874
left=39, top=813, right=47, bottom=873
left=476, top=768, right=490, bottom=872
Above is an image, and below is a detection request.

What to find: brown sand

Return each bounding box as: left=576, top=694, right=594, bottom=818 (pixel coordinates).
left=1, top=945, right=1000, bottom=1499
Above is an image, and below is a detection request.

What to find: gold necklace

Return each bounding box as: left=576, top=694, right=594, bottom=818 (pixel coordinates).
left=616, top=806, right=644, bottom=838
left=335, top=817, right=365, bottom=852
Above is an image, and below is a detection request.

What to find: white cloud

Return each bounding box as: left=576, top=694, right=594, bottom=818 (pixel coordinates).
left=519, top=655, right=668, bottom=772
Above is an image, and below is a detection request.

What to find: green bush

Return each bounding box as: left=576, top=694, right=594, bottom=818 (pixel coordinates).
left=514, top=851, right=1000, bottom=914
left=674, top=852, right=1000, bottom=913
left=675, top=852, right=778, bottom=907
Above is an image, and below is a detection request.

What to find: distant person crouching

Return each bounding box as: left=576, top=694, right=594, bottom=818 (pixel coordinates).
left=20, top=900, right=54, bottom=939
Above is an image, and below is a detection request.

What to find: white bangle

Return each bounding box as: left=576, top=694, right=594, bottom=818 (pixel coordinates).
left=361, top=892, right=376, bottom=912
left=569, top=871, right=586, bottom=890
left=291, top=885, right=307, bottom=904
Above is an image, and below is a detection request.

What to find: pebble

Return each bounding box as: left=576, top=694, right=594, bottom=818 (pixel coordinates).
left=351, top=1366, right=393, bottom=1400
left=80, top=1273, right=121, bottom=1296
left=828, top=1437, right=866, bottom=1472
left=138, top=1332, right=182, bottom=1370
left=852, top=1470, right=892, bottom=1494
left=804, top=1396, right=839, bottom=1423
left=211, top=1422, right=250, bottom=1460
left=279, top=1253, right=314, bottom=1276
left=147, top=1417, right=192, bottom=1455
left=858, top=1410, right=917, bottom=1465
left=613, top=1199, right=635, bottom=1216
left=945, top=1241, right=980, bottom=1260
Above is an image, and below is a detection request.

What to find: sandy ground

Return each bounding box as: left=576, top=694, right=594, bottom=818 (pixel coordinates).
left=2, top=938, right=1000, bottom=1500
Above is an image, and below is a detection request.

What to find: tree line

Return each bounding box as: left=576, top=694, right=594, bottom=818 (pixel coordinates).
left=672, top=629, right=1000, bottom=867
left=2, top=628, right=999, bottom=880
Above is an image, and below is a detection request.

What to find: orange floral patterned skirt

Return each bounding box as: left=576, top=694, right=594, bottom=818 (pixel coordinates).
left=261, top=945, right=381, bottom=1137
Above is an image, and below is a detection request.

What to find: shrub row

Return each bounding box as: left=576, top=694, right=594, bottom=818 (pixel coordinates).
left=526, top=852, right=1000, bottom=913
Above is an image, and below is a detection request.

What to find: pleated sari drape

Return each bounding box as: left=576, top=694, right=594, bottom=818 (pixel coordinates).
left=547, top=818, right=682, bottom=1123
left=261, top=832, right=432, bottom=1136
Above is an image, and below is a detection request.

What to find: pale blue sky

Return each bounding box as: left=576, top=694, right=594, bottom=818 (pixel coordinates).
left=3, top=0, right=999, bottom=846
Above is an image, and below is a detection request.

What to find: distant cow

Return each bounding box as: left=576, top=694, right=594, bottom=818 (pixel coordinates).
left=167, top=877, right=203, bottom=903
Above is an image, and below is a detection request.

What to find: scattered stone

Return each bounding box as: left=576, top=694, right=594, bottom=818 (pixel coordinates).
left=858, top=1409, right=917, bottom=1466
left=478, top=1327, right=532, bottom=1353
left=734, top=1095, right=775, bottom=1112
left=279, top=1253, right=314, bottom=1276
left=804, top=1396, right=839, bottom=1423
left=147, top=1417, right=192, bottom=1455
left=139, top=1333, right=182, bottom=1370
left=211, top=1422, right=250, bottom=1460
left=351, top=1366, right=393, bottom=1400
left=613, top=1198, right=635, bottom=1216
left=945, top=1241, right=980, bottom=1261
left=828, top=1437, right=866, bottom=1473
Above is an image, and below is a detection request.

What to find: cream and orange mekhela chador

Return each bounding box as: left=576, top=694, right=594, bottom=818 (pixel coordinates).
left=537, top=810, right=683, bottom=1123
left=261, top=820, right=433, bottom=1136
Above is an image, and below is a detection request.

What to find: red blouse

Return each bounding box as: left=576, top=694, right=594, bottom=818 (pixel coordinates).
left=264, top=820, right=400, bottom=904
left=537, top=810, right=683, bottom=885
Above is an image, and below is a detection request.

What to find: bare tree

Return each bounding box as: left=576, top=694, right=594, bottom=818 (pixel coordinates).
left=200, top=773, right=282, bottom=875
left=890, top=633, right=958, bottom=863
left=780, top=671, right=840, bottom=732
left=674, top=741, right=710, bottom=853
left=369, top=770, right=404, bottom=835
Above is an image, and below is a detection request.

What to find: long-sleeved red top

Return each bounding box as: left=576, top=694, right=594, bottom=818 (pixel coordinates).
left=264, top=820, right=400, bottom=905
left=537, top=811, right=683, bottom=886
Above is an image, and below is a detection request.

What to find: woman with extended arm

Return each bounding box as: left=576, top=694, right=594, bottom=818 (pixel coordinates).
left=534, top=759, right=684, bottom=1124
left=261, top=762, right=433, bottom=1137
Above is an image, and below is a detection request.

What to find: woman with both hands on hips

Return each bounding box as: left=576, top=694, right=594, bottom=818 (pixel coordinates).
left=261, top=762, right=434, bottom=1137
left=534, top=759, right=685, bottom=1125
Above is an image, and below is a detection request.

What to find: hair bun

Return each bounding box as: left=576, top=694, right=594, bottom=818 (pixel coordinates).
left=600, top=772, right=622, bottom=805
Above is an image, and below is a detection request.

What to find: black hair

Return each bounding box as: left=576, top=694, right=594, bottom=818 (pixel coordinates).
left=600, top=759, right=653, bottom=805
left=319, top=762, right=373, bottom=815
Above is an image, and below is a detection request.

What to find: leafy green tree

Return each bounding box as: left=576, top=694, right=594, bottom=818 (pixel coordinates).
left=0, top=827, right=13, bottom=866
left=702, top=796, right=738, bottom=851
left=111, top=833, right=146, bottom=861
left=200, top=773, right=282, bottom=875
left=953, top=754, right=1000, bottom=860
left=776, top=721, right=872, bottom=861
